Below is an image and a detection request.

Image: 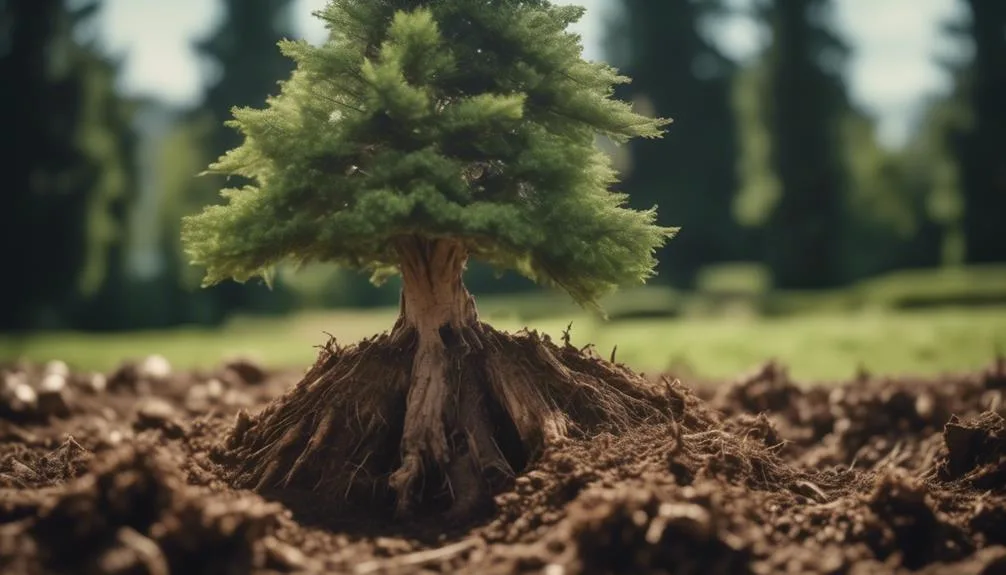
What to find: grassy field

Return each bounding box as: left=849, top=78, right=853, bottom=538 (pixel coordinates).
left=2, top=305, right=1004, bottom=382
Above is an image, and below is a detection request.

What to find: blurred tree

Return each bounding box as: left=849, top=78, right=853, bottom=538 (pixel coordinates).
left=839, top=110, right=942, bottom=279
left=177, top=0, right=298, bottom=322
left=757, top=0, right=850, bottom=288
left=897, top=91, right=970, bottom=269
left=605, top=0, right=744, bottom=288
left=195, top=0, right=297, bottom=161
left=0, top=0, right=137, bottom=331
left=67, top=50, right=142, bottom=331
left=736, top=11, right=951, bottom=284
left=953, top=0, right=1006, bottom=264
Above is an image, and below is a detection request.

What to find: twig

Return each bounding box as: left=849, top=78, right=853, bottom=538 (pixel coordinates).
left=353, top=537, right=484, bottom=574
left=343, top=451, right=373, bottom=500
left=117, top=527, right=170, bottom=575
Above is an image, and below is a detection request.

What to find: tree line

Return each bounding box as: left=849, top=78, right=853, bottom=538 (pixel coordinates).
left=611, top=0, right=1005, bottom=291
left=1, top=0, right=1003, bottom=332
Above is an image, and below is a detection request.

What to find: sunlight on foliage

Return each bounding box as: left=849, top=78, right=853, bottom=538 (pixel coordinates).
left=181, top=1, right=676, bottom=309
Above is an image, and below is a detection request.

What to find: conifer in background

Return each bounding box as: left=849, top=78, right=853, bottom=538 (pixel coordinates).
left=759, top=0, right=850, bottom=288
left=955, top=0, right=1006, bottom=264
left=179, top=0, right=298, bottom=323
left=607, top=0, right=745, bottom=288
left=0, top=0, right=137, bottom=330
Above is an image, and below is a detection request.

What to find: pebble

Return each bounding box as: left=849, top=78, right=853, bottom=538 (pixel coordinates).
left=3, top=372, right=38, bottom=413
left=206, top=378, right=224, bottom=400
left=134, top=398, right=185, bottom=438
left=39, top=373, right=66, bottom=393
left=138, top=355, right=172, bottom=381
left=44, top=360, right=70, bottom=379
left=263, top=536, right=308, bottom=571
left=85, top=373, right=108, bottom=394
left=914, top=393, right=935, bottom=420
left=544, top=564, right=566, bottom=575
left=222, top=389, right=252, bottom=408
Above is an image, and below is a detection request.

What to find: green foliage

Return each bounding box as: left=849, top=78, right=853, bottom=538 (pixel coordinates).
left=182, top=1, right=675, bottom=308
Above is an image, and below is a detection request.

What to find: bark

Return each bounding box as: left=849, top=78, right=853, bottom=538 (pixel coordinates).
left=388, top=236, right=503, bottom=517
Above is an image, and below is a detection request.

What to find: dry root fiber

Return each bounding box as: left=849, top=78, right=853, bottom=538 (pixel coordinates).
left=220, top=238, right=671, bottom=522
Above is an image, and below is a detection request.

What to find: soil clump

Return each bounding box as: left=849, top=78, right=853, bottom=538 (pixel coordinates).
left=0, top=350, right=1004, bottom=574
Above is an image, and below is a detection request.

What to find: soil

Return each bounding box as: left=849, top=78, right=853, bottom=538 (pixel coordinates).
left=1, top=347, right=1005, bottom=574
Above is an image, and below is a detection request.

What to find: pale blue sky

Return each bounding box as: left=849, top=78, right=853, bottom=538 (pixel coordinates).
left=97, top=0, right=967, bottom=148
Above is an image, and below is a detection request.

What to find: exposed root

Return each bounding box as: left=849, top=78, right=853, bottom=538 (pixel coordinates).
left=220, top=237, right=672, bottom=521
left=222, top=334, right=413, bottom=506
left=221, top=324, right=670, bottom=520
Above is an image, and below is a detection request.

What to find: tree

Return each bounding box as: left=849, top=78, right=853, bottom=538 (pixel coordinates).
left=955, top=0, right=1006, bottom=264
left=606, top=0, right=745, bottom=288
left=183, top=1, right=675, bottom=519
left=183, top=0, right=298, bottom=322
left=839, top=110, right=942, bottom=279
left=758, top=0, right=850, bottom=288
left=65, top=50, right=141, bottom=331
left=0, top=0, right=136, bottom=330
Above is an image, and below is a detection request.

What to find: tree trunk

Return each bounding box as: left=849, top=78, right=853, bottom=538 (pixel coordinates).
left=389, top=236, right=501, bottom=517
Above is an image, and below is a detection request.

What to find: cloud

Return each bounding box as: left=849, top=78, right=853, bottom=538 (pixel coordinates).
left=100, top=0, right=222, bottom=104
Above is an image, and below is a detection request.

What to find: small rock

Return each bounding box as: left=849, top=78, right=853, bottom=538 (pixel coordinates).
left=134, top=398, right=186, bottom=439
left=107, top=429, right=125, bottom=446
left=206, top=378, right=224, bottom=400
left=136, top=398, right=175, bottom=422
left=138, top=355, right=172, bottom=381
left=223, top=357, right=267, bottom=385
left=544, top=564, right=566, bottom=575
left=263, top=536, right=307, bottom=571
left=44, top=360, right=70, bottom=379
left=222, top=389, right=252, bottom=408
left=84, top=372, right=107, bottom=394
left=915, top=393, right=935, bottom=421
left=3, top=372, right=38, bottom=414
left=39, top=373, right=66, bottom=394
left=184, top=384, right=211, bottom=412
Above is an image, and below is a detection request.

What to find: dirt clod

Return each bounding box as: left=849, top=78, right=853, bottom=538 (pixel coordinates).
left=0, top=353, right=1004, bottom=574
left=134, top=399, right=187, bottom=439
left=938, top=411, right=1006, bottom=489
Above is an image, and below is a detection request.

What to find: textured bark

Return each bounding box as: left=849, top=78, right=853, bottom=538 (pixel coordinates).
left=388, top=237, right=502, bottom=517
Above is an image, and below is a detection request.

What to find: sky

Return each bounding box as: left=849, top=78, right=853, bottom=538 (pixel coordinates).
left=98, top=0, right=968, bottom=149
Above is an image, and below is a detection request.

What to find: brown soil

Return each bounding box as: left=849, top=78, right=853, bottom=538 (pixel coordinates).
left=1, top=349, right=1005, bottom=574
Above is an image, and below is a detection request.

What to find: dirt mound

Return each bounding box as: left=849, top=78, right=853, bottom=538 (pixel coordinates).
left=936, top=411, right=1006, bottom=490
left=2, top=443, right=287, bottom=575
left=0, top=351, right=1005, bottom=574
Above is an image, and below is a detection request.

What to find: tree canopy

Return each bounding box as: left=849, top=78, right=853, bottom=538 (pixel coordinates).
left=181, top=0, right=676, bottom=308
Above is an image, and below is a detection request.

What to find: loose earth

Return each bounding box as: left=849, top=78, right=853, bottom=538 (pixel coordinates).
left=1, top=348, right=1005, bottom=574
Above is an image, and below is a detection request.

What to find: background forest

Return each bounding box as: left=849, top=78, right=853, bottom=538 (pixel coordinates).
left=2, top=0, right=1004, bottom=378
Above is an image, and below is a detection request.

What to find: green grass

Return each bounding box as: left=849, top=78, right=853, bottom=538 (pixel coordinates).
left=3, top=306, right=1004, bottom=382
